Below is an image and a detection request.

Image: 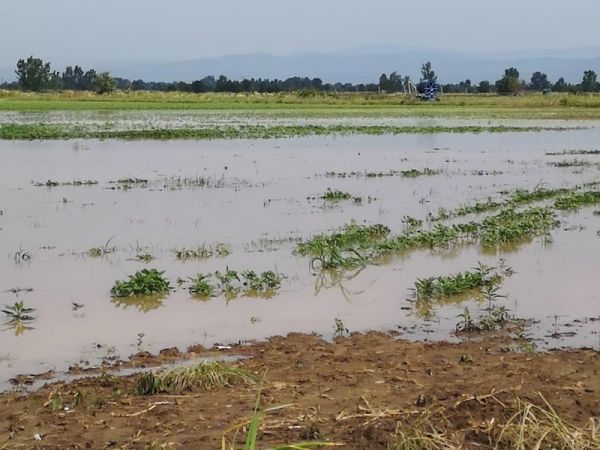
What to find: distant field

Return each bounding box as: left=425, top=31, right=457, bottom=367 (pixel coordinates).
left=2, top=90, right=600, bottom=119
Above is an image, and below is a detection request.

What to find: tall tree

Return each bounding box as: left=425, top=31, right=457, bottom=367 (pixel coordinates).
left=495, top=67, right=522, bottom=94
left=553, top=77, right=568, bottom=92
left=581, top=70, right=598, bottom=92
left=15, top=56, right=51, bottom=91
left=477, top=80, right=492, bottom=93
left=420, top=61, right=437, bottom=83
left=530, top=71, right=551, bottom=91
left=93, top=72, right=116, bottom=94
left=378, top=73, right=389, bottom=92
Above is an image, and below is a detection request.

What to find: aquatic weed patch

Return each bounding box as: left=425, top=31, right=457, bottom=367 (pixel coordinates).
left=0, top=123, right=558, bottom=141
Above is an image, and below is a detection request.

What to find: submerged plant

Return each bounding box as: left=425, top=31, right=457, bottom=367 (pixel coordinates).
left=320, top=188, right=353, bottom=201
left=400, top=168, right=439, bottom=177
left=134, top=253, right=155, bottom=263
left=110, top=269, right=171, bottom=297
left=173, top=243, right=231, bottom=260
left=87, top=236, right=116, bottom=257
left=188, top=269, right=283, bottom=299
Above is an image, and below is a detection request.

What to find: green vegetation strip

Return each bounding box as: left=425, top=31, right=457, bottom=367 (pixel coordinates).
left=0, top=123, right=563, bottom=140
left=298, top=206, right=559, bottom=270
left=411, top=264, right=501, bottom=301
left=430, top=185, right=600, bottom=221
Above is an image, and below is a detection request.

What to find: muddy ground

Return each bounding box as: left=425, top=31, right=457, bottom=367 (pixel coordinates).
left=1, top=331, right=599, bottom=449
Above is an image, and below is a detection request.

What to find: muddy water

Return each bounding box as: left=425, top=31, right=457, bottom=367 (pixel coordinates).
left=1, top=130, right=600, bottom=389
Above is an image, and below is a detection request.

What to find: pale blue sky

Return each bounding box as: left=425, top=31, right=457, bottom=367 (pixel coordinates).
left=1, top=0, right=599, bottom=67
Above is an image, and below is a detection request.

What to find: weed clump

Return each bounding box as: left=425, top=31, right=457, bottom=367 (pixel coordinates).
left=110, top=269, right=171, bottom=297
left=134, top=362, right=257, bottom=395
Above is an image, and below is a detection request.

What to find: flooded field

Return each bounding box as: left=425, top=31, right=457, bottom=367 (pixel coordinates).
left=2, top=127, right=600, bottom=389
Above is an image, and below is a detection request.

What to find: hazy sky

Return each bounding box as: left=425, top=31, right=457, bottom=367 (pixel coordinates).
left=1, top=0, right=599, bottom=67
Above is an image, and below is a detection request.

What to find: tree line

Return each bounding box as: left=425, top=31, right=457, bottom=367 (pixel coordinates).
left=441, top=67, right=599, bottom=94
left=2, top=56, right=599, bottom=95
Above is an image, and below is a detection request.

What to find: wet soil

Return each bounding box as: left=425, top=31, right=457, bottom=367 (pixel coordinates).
left=1, top=331, right=599, bottom=449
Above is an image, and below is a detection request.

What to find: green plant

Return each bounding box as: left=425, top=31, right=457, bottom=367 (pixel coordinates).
left=110, top=269, right=171, bottom=297
left=411, top=264, right=501, bottom=302
left=188, top=269, right=283, bottom=299
left=456, top=308, right=478, bottom=332
left=134, top=253, right=155, bottom=263
left=2, top=301, right=35, bottom=322
left=333, top=318, right=349, bottom=337
left=188, top=274, right=214, bottom=298
left=173, top=243, right=231, bottom=260
left=222, top=390, right=342, bottom=450
left=320, top=188, right=352, bottom=201
left=400, top=168, right=439, bottom=177
left=87, top=236, right=116, bottom=257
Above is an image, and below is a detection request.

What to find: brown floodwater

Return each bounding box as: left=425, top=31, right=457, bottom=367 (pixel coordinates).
left=1, top=129, right=600, bottom=390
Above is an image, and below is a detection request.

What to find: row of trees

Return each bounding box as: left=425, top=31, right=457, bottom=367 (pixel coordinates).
left=13, top=56, right=116, bottom=94
left=3, top=56, right=600, bottom=95
left=441, top=68, right=600, bottom=94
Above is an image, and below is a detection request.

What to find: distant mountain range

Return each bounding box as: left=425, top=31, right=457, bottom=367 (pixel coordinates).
left=2, top=46, right=600, bottom=85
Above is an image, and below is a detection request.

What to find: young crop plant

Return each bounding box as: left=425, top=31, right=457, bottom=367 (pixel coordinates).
left=320, top=188, right=353, bottom=201
left=86, top=236, right=116, bottom=257
left=2, top=301, right=36, bottom=335
left=110, top=269, right=171, bottom=297
left=400, top=168, right=439, bottom=177
left=2, top=301, right=36, bottom=322
left=553, top=190, right=600, bottom=210
left=188, top=274, right=215, bottom=298
left=173, top=243, right=231, bottom=260
left=297, top=223, right=390, bottom=270
left=188, top=268, right=283, bottom=299
left=410, top=263, right=501, bottom=302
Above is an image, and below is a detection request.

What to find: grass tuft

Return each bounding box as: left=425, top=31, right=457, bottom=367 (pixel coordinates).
left=135, top=362, right=257, bottom=395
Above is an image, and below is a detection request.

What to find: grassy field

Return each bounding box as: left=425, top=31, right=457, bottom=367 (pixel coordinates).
left=2, top=90, right=600, bottom=119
